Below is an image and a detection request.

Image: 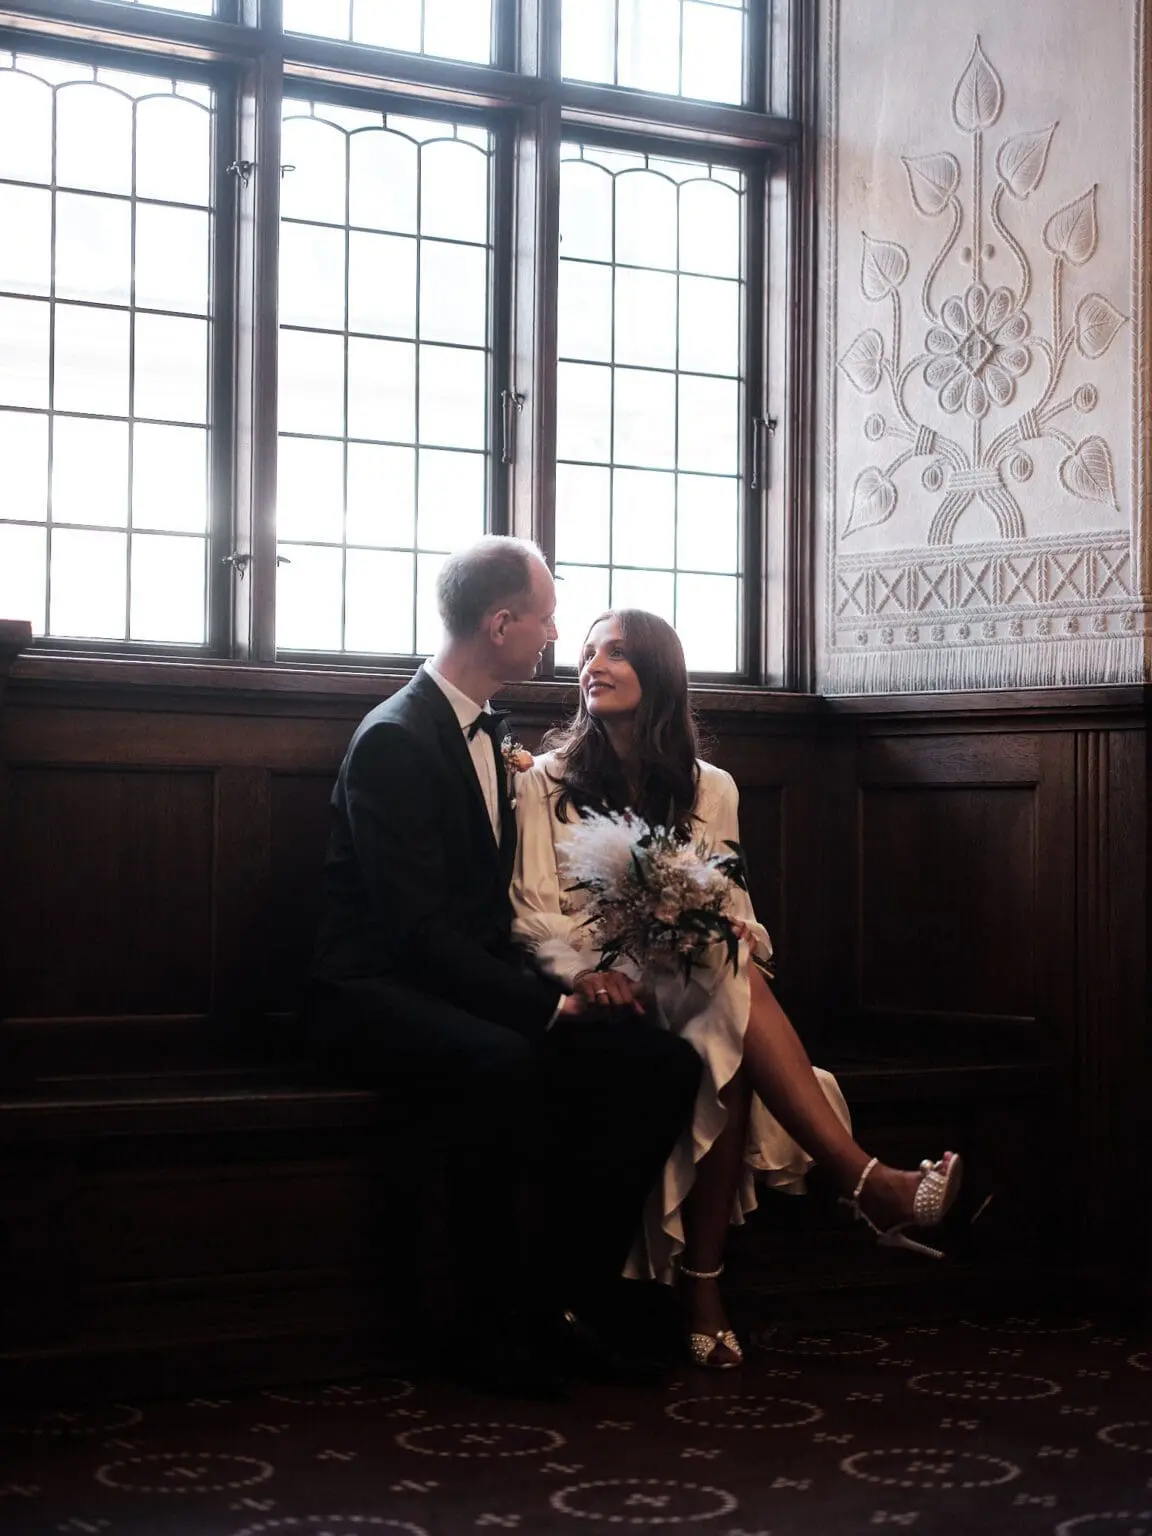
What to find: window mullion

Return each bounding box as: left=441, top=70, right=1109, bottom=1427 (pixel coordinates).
left=230, top=43, right=282, bottom=661
left=508, top=98, right=560, bottom=561
left=207, top=78, right=239, bottom=655
left=743, top=165, right=767, bottom=687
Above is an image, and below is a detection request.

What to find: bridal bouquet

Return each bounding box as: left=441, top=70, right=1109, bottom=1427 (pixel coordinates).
left=562, top=811, right=752, bottom=982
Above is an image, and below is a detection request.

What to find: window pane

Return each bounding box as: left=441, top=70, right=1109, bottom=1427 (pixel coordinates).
left=285, top=0, right=494, bottom=65
left=675, top=573, right=740, bottom=671
left=345, top=548, right=416, bottom=654
left=134, top=424, right=208, bottom=533
left=52, top=417, right=129, bottom=528
left=415, top=551, right=449, bottom=654
left=276, top=543, right=344, bottom=652
left=49, top=528, right=127, bottom=639
left=347, top=443, right=415, bottom=547
left=562, top=0, right=747, bottom=106
left=555, top=563, right=610, bottom=668
left=277, top=436, right=345, bottom=544
left=0, top=53, right=215, bottom=644
left=556, top=144, right=745, bottom=673
left=0, top=524, right=47, bottom=632
left=130, top=533, right=206, bottom=644
left=279, top=100, right=493, bottom=656
left=0, top=184, right=51, bottom=296
left=0, top=409, right=49, bottom=521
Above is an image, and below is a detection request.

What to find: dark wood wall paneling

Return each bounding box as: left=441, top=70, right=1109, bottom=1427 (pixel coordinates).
left=0, top=648, right=1148, bottom=1384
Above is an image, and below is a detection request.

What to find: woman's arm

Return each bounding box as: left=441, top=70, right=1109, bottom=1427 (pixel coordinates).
left=703, top=766, right=774, bottom=966
left=511, top=764, right=603, bottom=987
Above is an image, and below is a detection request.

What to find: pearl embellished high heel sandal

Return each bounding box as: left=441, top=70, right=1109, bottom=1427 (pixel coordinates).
left=844, top=1153, right=964, bottom=1260
left=680, top=1263, right=744, bottom=1370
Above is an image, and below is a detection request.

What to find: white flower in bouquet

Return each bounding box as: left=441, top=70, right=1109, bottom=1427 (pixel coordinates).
left=560, top=810, right=753, bottom=981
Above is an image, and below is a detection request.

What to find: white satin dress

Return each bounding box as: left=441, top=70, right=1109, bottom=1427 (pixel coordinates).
left=512, top=754, right=852, bottom=1285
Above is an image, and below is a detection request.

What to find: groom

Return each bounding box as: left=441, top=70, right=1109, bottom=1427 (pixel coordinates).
left=310, top=536, right=700, bottom=1392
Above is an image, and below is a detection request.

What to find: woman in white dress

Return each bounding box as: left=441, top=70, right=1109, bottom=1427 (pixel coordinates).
left=512, top=609, right=962, bottom=1369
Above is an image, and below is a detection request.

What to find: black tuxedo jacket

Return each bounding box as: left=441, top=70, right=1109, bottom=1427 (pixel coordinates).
left=311, top=666, right=561, bottom=1033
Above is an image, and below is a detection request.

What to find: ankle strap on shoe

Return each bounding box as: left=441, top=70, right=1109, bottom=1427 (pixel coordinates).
left=850, top=1156, right=879, bottom=1202
left=680, top=1262, right=724, bottom=1280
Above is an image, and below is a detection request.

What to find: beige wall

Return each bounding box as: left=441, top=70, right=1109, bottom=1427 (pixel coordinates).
left=816, top=0, right=1150, bottom=691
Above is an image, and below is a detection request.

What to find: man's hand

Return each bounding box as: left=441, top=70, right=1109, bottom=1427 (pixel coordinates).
left=572, top=968, right=646, bottom=1015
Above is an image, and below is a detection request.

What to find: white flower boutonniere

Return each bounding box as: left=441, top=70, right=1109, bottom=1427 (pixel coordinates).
left=500, top=738, right=534, bottom=809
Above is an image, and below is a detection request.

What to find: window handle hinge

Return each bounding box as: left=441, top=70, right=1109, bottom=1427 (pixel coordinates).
left=751, top=415, right=778, bottom=491
left=501, top=388, right=524, bottom=465
left=227, top=159, right=254, bottom=188
left=222, top=551, right=252, bottom=578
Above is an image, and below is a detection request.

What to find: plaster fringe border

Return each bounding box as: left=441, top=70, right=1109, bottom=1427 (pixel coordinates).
left=825, top=635, right=1147, bottom=695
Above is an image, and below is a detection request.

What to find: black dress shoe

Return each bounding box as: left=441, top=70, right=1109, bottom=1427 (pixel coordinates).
left=553, top=1307, right=670, bottom=1388
left=445, top=1322, right=571, bottom=1401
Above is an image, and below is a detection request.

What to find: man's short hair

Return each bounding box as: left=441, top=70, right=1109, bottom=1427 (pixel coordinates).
left=436, top=535, right=545, bottom=639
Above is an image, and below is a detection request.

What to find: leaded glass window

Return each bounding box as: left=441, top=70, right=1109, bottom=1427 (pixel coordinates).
left=553, top=143, right=745, bottom=673
left=276, top=99, right=494, bottom=656
left=0, top=0, right=796, bottom=682
left=562, top=0, right=748, bottom=106
left=0, top=51, right=216, bottom=644
left=283, top=0, right=494, bottom=66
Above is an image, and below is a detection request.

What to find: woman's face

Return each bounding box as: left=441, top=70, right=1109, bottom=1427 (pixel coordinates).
left=580, top=618, right=643, bottom=722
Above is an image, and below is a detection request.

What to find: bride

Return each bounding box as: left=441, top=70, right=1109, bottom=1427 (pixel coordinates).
left=512, top=608, right=962, bottom=1369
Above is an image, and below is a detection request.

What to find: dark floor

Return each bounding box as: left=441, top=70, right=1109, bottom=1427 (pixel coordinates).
left=2, top=1301, right=1150, bottom=1536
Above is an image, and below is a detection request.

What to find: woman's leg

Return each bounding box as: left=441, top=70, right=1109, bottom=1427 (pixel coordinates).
left=677, top=1067, right=752, bottom=1360
left=741, top=965, right=945, bottom=1229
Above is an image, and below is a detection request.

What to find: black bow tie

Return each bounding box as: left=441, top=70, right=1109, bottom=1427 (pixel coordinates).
left=467, top=709, right=509, bottom=743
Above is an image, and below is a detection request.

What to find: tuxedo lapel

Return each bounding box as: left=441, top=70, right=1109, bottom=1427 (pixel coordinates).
left=408, top=667, right=501, bottom=857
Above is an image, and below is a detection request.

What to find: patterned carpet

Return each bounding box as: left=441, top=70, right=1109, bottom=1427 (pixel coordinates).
left=2, top=1307, right=1151, bottom=1536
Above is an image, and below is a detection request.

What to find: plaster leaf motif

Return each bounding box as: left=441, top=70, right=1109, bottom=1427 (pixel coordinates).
left=861, top=235, right=909, bottom=301
left=846, top=467, right=898, bottom=535
left=995, top=124, right=1057, bottom=199
left=1043, top=186, right=1099, bottom=265
left=839, top=330, right=886, bottom=394
left=952, top=37, right=1003, bottom=132
left=1058, top=436, right=1118, bottom=508
left=1074, top=294, right=1126, bottom=359
left=902, top=152, right=961, bottom=216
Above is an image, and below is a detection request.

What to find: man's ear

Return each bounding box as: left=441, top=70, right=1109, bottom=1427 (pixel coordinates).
left=489, top=607, right=513, bottom=645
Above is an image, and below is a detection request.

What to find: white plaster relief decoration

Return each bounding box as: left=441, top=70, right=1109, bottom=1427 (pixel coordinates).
left=825, top=20, right=1141, bottom=692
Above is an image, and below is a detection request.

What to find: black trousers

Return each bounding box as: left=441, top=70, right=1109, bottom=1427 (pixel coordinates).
left=312, top=975, right=702, bottom=1327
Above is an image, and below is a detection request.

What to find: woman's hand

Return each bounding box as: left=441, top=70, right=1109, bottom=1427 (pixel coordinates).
left=730, top=920, right=751, bottom=943
left=572, top=967, right=646, bottom=1015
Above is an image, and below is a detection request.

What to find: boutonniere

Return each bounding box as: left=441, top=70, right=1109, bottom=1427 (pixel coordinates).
left=501, top=737, right=534, bottom=809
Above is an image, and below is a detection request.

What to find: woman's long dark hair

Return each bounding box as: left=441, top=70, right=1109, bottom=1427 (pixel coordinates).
left=543, top=609, right=700, bottom=837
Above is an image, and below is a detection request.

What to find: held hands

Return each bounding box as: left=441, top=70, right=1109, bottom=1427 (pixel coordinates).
left=569, top=967, right=646, bottom=1016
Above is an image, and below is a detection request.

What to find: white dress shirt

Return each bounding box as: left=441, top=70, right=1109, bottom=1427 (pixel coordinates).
left=425, top=662, right=565, bottom=1029
left=424, top=661, right=501, bottom=842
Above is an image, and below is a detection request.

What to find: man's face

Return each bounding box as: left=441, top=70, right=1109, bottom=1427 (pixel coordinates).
left=497, top=559, right=558, bottom=682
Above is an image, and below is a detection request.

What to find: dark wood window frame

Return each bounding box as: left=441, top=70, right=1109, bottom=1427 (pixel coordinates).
left=0, top=0, right=817, bottom=689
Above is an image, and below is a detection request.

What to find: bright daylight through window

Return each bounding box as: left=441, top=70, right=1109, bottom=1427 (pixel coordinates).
left=0, top=1, right=797, bottom=682
left=0, top=51, right=214, bottom=645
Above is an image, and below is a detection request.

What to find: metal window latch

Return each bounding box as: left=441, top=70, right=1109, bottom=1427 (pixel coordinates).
left=276, top=553, right=292, bottom=566
left=226, top=159, right=254, bottom=187
left=222, top=551, right=252, bottom=577
left=751, top=415, right=778, bottom=491
left=501, top=388, right=524, bottom=465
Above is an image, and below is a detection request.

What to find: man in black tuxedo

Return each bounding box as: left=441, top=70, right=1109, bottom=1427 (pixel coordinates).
left=311, top=536, right=700, bottom=1391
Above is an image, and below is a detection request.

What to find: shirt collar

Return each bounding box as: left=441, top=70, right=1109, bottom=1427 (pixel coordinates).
left=423, top=661, right=491, bottom=735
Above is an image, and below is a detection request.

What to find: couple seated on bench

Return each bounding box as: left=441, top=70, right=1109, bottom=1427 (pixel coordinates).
left=309, top=535, right=962, bottom=1393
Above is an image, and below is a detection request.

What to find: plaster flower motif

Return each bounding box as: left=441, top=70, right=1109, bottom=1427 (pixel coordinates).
left=924, top=283, right=1031, bottom=418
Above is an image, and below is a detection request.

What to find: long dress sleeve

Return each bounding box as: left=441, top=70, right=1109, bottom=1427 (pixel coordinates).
left=511, top=760, right=602, bottom=987
left=699, top=767, right=774, bottom=969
